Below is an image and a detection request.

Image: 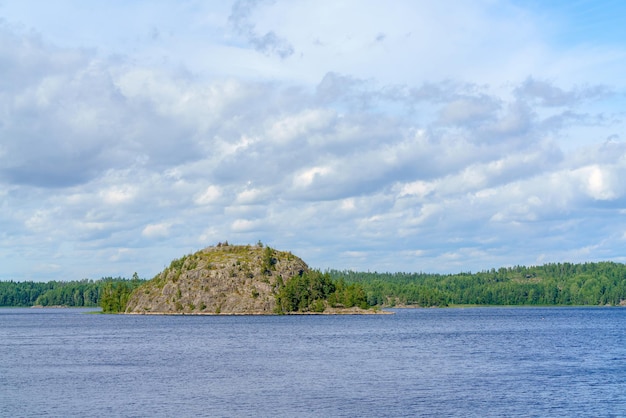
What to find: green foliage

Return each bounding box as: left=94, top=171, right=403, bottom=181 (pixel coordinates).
left=99, top=278, right=144, bottom=313
left=169, top=255, right=188, bottom=272
left=262, top=246, right=277, bottom=275
left=328, top=261, right=626, bottom=307
left=0, top=276, right=146, bottom=309
left=274, top=270, right=370, bottom=313
left=0, top=280, right=58, bottom=307
left=275, top=270, right=334, bottom=313
left=100, top=283, right=124, bottom=313
left=328, top=279, right=369, bottom=309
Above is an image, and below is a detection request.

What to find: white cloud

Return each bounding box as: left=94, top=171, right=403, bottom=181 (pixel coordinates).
left=109, top=248, right=134, bottom=262
left=439, top=96, right=500, bottom=125
left=235, top=188, right=266, bottom=205
left=25, top=210, right=54, bottom=232
left=100, top=186, right=137, bottom=205
left=195, top=185, right=222, bottom=205
left=142, top=223, right=172, bottom=238
left=231, top=218, right=260, bottom=232
left=575, top=165, right=620, bottom=200
left=1, top=1, right=625, bottom=280
left=340, top=198, right=356, bottom=211
left=292, top=166, right=333, bottom=189
left=399, top=180, right=435, bottom=198
left=342, top=251, right=367, bottom=258
left=267, top=108, right=335, bottom=144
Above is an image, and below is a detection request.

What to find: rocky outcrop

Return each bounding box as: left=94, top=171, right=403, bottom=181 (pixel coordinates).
left=125, top=244, right=309, bottom=315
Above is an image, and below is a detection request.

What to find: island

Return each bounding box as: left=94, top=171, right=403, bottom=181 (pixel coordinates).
left=124, top=242, right=378, bottom=315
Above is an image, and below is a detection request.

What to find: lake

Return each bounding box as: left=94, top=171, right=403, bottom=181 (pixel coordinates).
left=1, top=307, right=625, bottom=417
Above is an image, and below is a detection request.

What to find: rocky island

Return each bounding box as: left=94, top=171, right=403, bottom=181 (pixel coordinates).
left=125, top=243, right=378, bottom=315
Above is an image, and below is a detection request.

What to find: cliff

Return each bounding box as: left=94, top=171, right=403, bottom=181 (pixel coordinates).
left=125, top=244, right=309, bottom=315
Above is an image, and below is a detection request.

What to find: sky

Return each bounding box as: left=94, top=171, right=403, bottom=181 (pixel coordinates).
left=1, top=0, right=625, bottom=281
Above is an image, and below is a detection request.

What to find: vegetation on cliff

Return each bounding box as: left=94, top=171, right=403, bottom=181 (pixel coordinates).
left=124, top=243, right=370, bottom=314
left=124, top=243, right=372, bottom=315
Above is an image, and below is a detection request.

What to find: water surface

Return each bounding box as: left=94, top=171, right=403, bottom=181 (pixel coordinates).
left=1, top=307, right=625, bottom=417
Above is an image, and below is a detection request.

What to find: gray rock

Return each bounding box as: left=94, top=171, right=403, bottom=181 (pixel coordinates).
left=125, top=244, right=309, bottom=315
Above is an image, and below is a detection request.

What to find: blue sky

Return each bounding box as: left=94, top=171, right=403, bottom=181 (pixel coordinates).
left=1, top=0, right=625, bottom=281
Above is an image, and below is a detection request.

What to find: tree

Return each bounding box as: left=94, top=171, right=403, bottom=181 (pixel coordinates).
left=99, top=282, right=134, bottom=313
left=262, top=246, right=277, bottom=275
left=275, top=270, right=336, bottom=313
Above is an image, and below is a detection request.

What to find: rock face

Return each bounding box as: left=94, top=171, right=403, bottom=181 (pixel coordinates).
left=125, top=244, right=309, bottom=314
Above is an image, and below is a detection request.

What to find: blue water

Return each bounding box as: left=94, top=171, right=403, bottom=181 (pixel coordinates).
left=1, top=307, right=625, bottom=417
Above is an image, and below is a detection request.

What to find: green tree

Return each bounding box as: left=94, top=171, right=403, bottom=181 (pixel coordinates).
left=99, top=282, right=134, bottom=313
left=275, top=270, right=336, bottom=313
left=262, top=246, right=277, bottom=275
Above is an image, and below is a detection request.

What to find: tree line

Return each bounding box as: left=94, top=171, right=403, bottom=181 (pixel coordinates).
left=4, top=261, right=626, bottom=311
left=0, top=276, right=145, bottom=310
left=329, top=261, right=626, bottom=307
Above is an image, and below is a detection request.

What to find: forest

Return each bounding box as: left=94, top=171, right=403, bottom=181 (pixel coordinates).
left=2, top=261, right=626, bottom=310
left=0, top=276, right=145, bottom=309
left=330, top=261, right=626, bottom=307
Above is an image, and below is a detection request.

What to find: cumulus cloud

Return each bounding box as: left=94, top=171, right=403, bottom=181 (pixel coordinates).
left=439, top=95, right=501, bottom=126
left=575, top=164, right=622, bottom=201
left=100, top=186, right=137, bottom=205
left=195, top=185, right=222, bottom=206
left=142, top=223, right=172, bottom=238
left=516, top=77, right=611, bottom=107
left=1, top=1, right=625, bottom=281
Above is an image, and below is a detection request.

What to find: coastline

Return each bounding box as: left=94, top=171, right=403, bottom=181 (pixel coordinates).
left=125, top=307, right=393, bottom=315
